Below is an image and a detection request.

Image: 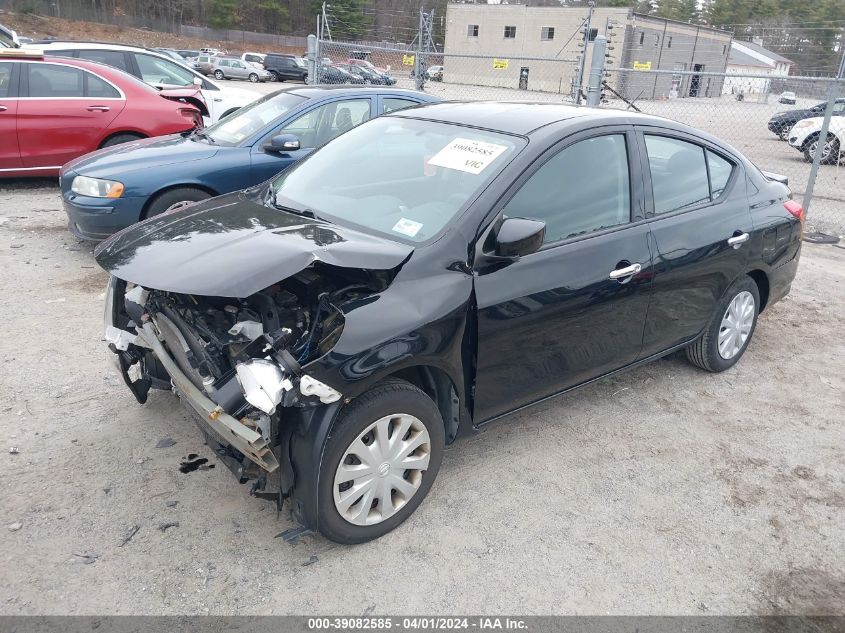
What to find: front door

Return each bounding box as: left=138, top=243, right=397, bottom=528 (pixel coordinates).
left=637, top=129, right=753, bottom=357
left=473, top=130, right=653, bottom=422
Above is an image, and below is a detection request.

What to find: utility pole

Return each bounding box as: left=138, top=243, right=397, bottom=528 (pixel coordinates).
left=571, top=1, right=594, bottom=104
left=837, top=46, right=845, bottom=79
left=411, top=8, right=437, bottom=91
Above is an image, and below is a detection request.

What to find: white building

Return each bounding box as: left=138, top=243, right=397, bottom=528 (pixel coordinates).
left=723, top=39, right=793, bottom=95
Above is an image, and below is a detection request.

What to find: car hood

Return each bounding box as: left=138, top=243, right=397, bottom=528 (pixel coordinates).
left=771, top=108, right=815, bottom=120
left=209, top=83, right=261, bottom=105
left=94, top=191, right=414, bottom=298
left=62, top=134, right=219, bottom=179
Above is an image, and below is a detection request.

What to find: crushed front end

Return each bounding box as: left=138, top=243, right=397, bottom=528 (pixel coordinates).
left=103, top=266, right=366, bottom=506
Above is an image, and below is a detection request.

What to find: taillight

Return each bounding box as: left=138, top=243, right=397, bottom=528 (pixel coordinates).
left=784, top=200, right=804, bottom=223
left=178, top=107, right=201, bottom=128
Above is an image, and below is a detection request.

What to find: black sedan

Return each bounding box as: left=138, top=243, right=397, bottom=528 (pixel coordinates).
left=768, top=98, right=845, bottom=140
left=96, top=103, right=803, bottom=544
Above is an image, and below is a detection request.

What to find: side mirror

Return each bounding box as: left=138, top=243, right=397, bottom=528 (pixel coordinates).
left=193, top=76, right=202, bottom=86
left=264, top=134, right=301, bottom=153
left=494, top=217, right=546, bottom=258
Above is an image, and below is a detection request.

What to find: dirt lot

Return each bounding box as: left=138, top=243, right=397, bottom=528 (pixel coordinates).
left=1, top=179, right=844, bottom=615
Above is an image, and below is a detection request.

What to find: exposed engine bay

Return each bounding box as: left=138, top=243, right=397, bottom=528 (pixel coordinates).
left=107, top=263, right=393, bottom=478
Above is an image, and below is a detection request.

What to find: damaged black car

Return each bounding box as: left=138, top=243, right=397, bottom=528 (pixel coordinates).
left=97, top=102, right=802, bottom=543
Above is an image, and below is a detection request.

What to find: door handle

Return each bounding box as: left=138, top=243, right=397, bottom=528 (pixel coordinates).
left=727, top=232, right=750, bottom=249
left=608, top=262, right=642, bottom=281
left=0, top=105, right=7, bottom=112
left=87, top=105, right=110, bottom=112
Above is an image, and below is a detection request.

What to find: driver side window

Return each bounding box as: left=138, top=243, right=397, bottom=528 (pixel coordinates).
left=502, top=134, right=632, bottom=243
left=278, top=99, right=371, bottom=150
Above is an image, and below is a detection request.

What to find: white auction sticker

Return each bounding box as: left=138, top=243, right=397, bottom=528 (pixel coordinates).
left=392, top=217, right=423, bottom=238
left=427, top=138, right=508, bottom=175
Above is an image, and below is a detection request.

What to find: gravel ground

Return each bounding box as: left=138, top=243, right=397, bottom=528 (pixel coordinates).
left=0, top=180, right=843, bottom=616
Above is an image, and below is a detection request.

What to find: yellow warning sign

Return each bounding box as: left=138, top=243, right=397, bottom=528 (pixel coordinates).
left=402, top=54, right=415, bottom=66
left=493, top=58, right=509, bottom=70
left=633, top=61, right=652, bottom=71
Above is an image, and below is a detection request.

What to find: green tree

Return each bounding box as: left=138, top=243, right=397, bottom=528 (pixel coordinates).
left=311, top=0, right=371, bottom=40
left=208, top=0, right=238, bottom=28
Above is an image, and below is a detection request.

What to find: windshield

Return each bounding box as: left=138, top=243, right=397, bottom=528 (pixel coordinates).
left=202, top=91, right=306, bottom=145
left=136, top=53, right=199, bottom=87
left=271, top=116, right=523, bottom=243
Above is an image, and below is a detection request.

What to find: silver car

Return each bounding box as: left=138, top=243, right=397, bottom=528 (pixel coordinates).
left=212, top=58, right=272, bottom=83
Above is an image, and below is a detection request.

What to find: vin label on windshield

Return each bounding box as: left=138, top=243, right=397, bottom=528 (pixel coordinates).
left=427, top=138, right=508, bottom=175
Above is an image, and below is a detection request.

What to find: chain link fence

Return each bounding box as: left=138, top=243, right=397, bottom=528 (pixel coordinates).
left=318, top=40, right=844, bottom=235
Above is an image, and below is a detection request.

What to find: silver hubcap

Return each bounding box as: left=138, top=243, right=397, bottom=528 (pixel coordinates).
left=333, top=414, right=431, bottom=526
left=718, top=291, right=755, bottom=360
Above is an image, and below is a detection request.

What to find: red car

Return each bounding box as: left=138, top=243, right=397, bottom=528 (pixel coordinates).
left=0, top=50, right=207, bottom=178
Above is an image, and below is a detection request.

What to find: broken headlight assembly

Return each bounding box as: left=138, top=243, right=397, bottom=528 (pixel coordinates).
left=71, top=175, right=124, bottom=198
left=235, top=359, right=293, bottom=415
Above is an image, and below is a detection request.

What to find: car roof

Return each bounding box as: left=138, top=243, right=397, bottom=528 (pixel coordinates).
left=389, top=101, right=693, bottom=136
left=281, top=85, right=431, bottom=99
left=26, top=40, right=181, bottom=58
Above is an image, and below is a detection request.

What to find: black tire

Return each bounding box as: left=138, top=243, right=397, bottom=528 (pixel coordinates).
left=268, top=70, right=279, bottom=82
left=778, top=125, right=790, bottom=141
left=316, top=378, right=445, bottom=544
left=214, top=69, right=224, bottom=80
left=100, top=133, right=145, bottom=148
left=144, top=187, right=212, bottom=220
left=803, top=133, right=839, bottom=164
left=248, top=73, right=259, bottom=83
left=685, top=276, right=760, bottom=373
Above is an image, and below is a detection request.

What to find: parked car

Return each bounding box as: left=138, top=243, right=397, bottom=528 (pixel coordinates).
left=787, top=115, right=845, bottom=164
left=426, top=65, right=444, bottom=81
left=24, top=41, right=260, bottom=123
left=335, top=63, right=395, bottom=86
left=263, top=53, right=308, bottom=82
left=0, top=23, right=20, bottom=48
left=778, top=91, right=796, bottom=105
left=241, top=52, right=266, bottom=69
left=211, top=57, right=272, bottom=83
left=191, top=54, right=216, bottom=75
left=96, top=102, right=802, bottom=543
left=154, top=47, right=192, bottom=67
left=62, top=86, right=437, bottom=240
left=320, top=65, right=364, bottom=84
left=175, top=49, right=200, bottom=60
left=0, top=50, right=205, bottom=178
left=767, top=98, right=845, bottom=141
left=347, top=57, right=388, bottom=74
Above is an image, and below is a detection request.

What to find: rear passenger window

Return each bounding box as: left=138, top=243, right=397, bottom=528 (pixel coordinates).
left=645, top=135, right=710, bottom=214
left=382, top=98, right=418, bottom=114
left=707, top=150, right=733, bottom=199
left=78, top=50, right=129, bottom=72
left=86, top=72, right=120, bottom=98
left=503, top=134, right=631, bottom=243
left=27, top=64, right=84, bottom=97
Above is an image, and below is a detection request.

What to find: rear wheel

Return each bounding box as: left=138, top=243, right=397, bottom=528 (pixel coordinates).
left=144, top=187, right=212, bottom=220
left=685, top=276, right=760, bottom=372
left=100, top=132, right=145, bottom=148
left=268, top=70, right=279, bottom=82
left=316, top=378, right=445, bottom=544
left=214, top=69, right=224, bottom=80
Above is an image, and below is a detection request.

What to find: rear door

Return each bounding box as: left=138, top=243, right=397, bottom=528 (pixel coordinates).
left=473, top=128, right=653, bottom=421
left=0, top=61, right=22, bottom=171
left=250, top=96, right=374, bottom=183
left=637, top=128, right=753, bottom=358
left=18, top=62, right=123, bottom=168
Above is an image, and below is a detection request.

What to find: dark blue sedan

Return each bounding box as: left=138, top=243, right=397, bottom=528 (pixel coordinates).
left=61, top=86, right=439, bottom=240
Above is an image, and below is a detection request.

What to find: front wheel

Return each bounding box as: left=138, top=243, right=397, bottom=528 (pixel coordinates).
left=685, top=276, right=760, bottom=372
left=248, top=73, right=259, bottom=83
left=804, top=133, right=840, bottom=164
left=268, top=70, right=279, bottom=82
left=316, top=379, right=445, bottom=544
left=144, top=186, right=212, bottom=220
left=778, top=125, right=791, bottom=141
left=214, top=70, right=224, bottom=80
